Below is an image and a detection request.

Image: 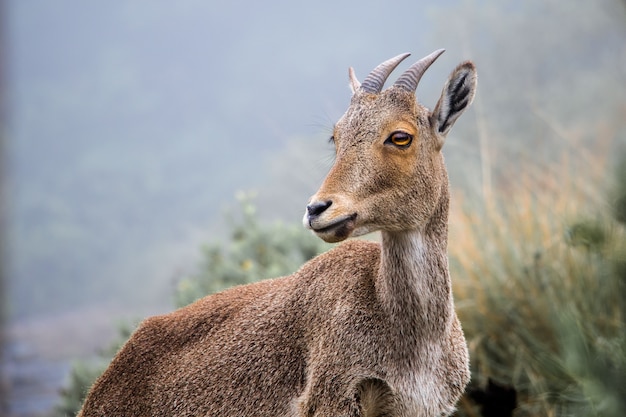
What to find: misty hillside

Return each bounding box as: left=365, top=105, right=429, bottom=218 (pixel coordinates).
left=3, top=1, right=626, bottom=416
left=5, top=0, right=625, bottom=323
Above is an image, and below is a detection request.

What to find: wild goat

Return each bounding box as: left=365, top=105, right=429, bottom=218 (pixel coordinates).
left=79, top=49, right=477, bottom=417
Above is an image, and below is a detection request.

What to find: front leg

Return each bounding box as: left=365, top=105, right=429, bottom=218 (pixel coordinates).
left=297, top=373, right=396, bottom=417
left=356, top=378, right=396, bottom=417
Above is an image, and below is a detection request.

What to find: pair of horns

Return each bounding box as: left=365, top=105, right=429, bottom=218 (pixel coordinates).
left=356, top=49, right=445, bottom=94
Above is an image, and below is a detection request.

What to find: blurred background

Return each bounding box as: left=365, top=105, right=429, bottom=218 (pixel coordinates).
left=1, top=0, right=625, bottom=416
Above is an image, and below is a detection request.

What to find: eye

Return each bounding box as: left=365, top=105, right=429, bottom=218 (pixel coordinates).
left=385, top=131, right=413, bottom=148
left=328, top=135, right=335, bottom=144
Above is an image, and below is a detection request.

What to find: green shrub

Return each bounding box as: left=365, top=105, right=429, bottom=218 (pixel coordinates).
left=450, top=153, right=626, bottom=416
left=174, top=192, right=329, bottom=307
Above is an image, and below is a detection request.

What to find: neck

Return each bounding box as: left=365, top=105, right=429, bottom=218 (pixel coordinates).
left=376, top=194, right=453, bottom=338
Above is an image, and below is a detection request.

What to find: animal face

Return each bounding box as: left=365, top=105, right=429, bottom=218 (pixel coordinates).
left=304, top=51, right=477, bottom=243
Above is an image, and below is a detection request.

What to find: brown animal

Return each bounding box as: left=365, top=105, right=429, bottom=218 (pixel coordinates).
left=78, top=49, right=477, bottom=417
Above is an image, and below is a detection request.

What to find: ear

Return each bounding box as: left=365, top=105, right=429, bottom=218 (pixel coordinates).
left=430, top=61, right=477, bottom=142
left=348, top=67, right=361, bottom=94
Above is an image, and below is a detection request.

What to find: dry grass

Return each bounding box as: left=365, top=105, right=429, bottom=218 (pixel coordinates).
left=448, top=142, right=626, bottom=416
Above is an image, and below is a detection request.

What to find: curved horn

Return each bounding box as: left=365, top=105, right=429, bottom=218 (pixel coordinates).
left=394, top=49, right=445, bottom=92
left=360, top=53, right=411, bottom=94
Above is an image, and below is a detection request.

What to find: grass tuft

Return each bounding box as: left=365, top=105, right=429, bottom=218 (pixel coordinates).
left=450, top=149, right=626, bottom=416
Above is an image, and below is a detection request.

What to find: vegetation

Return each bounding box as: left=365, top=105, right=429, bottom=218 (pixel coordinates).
left=174, top=192, right=330, bottom=307
left=450, top=150, right=626, bottom=416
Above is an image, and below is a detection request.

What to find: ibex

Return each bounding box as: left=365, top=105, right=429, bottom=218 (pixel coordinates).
left=79, top=49, right=477, bottom=417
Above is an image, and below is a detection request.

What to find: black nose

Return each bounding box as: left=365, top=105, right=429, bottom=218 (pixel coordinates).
left=306, top=200, right=332, bottom=218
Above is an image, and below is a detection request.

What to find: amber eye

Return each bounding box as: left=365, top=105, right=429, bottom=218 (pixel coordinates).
left=386, top=131, right=413, bottom=148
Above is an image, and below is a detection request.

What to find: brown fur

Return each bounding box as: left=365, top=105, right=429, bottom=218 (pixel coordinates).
left=79, top=52, right=477, bottom=417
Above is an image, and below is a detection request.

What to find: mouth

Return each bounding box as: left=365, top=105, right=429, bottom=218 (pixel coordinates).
left=309, top=213, right=357, bottom=243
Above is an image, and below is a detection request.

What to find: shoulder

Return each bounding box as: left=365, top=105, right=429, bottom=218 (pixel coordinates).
left=295, top=239, right=381, bottom=285
left=334, top=239, right=381, bottom=254
left=312, top=239, right=380, bottom=267
left=144, top=277, right=280, bottom=333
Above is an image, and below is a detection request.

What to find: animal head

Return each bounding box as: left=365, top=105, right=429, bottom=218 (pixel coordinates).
left=304, top=50, right=477, bottom=243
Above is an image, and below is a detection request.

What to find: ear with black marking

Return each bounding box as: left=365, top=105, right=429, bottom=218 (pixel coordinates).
left=430, top=61, right=477, bottom=144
